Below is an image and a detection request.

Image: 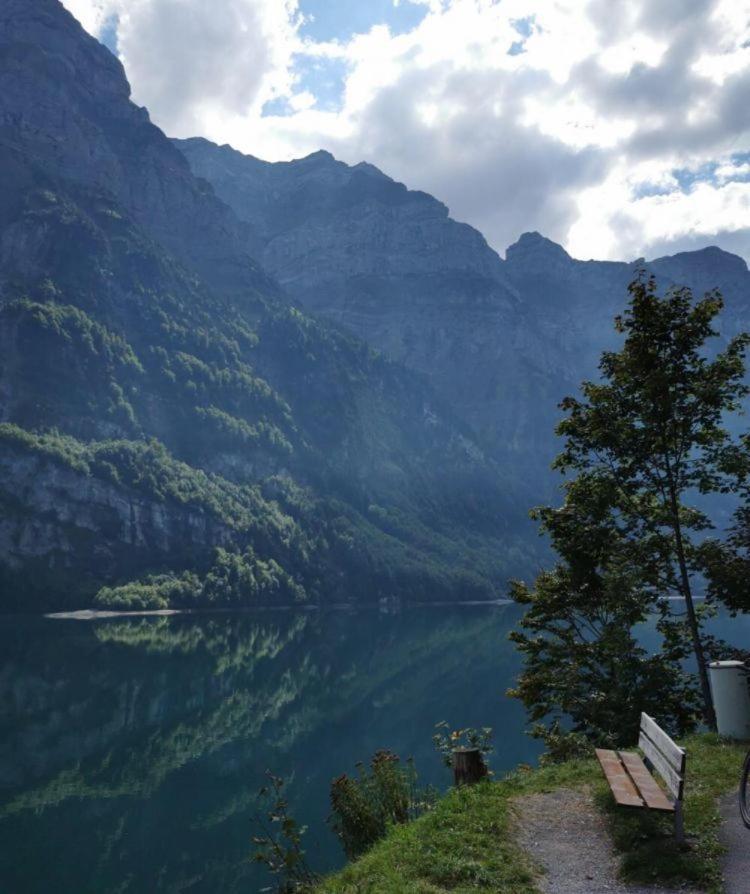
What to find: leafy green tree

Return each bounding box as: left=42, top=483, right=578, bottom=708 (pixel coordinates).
left=509, top=477, right=700, bottom=748
left=512, top=273, right=749, bottom=734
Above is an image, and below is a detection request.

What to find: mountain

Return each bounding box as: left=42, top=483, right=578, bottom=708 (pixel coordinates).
left=5, top=0, right=748, bottom=613
left=175, top=138, right=563, bottom=470
left=0, top=0, right=535, bottom=611
left=176, top=140, right=750, bottom=482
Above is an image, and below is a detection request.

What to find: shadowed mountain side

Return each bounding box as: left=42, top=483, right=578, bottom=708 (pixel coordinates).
left=174, top=138, right=564, bottom=470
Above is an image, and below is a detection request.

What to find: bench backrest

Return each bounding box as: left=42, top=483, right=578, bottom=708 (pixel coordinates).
left=638, top=712, right=686, bottom=801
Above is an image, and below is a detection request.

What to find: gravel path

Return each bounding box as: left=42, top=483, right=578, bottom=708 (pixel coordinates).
left=514, top=787, right=702, bottom=894
left=718, top=791, right=750, bottom=894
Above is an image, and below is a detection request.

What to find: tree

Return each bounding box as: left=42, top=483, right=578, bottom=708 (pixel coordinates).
left=701, top=445, right=750, bottom=629
left=509, top=474, right=700, bottom=749
left=512, top=272, right=749, bottom=735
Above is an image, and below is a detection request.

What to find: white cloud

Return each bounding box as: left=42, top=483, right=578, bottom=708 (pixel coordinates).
left=62, top=0, right=750, bottom=261
left=569, top=167, right=750, bottom=261
left=716, top=161, right=750, bottom=182
left=63, top=0, right=303, bottom=135
left=61, top=0, right=111, bottom=35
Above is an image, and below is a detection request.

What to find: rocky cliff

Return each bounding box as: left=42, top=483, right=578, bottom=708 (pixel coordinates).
left=175, top=139, right=566, bottom=467
left=0, top=0, right=272, bottom=299
left=177, top=140, right=750, bottom=482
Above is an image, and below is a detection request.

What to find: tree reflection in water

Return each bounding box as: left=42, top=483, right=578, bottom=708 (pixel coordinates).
left=0, top=605, right=532, bottom=893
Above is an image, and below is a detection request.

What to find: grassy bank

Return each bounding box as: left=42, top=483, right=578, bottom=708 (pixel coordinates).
left=315, top=735, right=746, bottom=894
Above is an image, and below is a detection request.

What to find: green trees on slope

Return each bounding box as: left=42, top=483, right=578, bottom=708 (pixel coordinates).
left=511, top=273, right=750, bottom=746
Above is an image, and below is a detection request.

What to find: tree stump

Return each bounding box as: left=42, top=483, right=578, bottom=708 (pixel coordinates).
left=452, top=748, right=488, bottom=786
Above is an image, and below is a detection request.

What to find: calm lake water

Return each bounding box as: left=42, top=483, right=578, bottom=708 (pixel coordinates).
left=0, top=603, right=748, bottom=893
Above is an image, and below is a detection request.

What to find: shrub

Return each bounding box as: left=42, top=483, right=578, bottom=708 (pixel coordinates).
left=328, top=751, right=434, bottom=860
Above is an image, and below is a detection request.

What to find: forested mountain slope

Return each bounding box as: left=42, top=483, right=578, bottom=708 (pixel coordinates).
left=0, top=0, right=534, bottom=610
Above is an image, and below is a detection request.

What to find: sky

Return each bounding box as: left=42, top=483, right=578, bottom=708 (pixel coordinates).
left=62, top=0, right=750, bottom=263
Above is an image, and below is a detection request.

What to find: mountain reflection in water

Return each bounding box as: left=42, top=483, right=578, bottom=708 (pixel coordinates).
left=0, top=604, right=534, bottom=893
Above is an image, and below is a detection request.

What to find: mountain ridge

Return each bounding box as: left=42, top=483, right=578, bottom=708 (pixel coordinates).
left=177, top=136, right=750, bottom=486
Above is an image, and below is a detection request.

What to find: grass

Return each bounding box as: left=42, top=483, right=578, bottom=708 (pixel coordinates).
left=315, top=759, right=594, bottom=893
left=315, top=735, right=747, bottom=894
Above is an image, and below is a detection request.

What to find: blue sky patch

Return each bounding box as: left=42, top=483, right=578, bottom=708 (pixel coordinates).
left=262, top=55, right=350, bottom=117
left=631, top=181, right=674, bottom=199
left=633, top=152, right=750, bottom=199
left=100, top=13, right=119, bottom=55
left=298, top=0, right=427, bottom=42
left=672, top=161, right=719, bottom=192
left=294, top=54, right=349, bottom=112
left=512, top=16, right=535, bottom=38
left=507, top=15, right=534, bottom=56
left=261, top=96, right=295, bottom=118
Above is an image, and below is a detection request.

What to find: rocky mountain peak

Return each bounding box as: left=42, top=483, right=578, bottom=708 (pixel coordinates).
left=351, top=160, right=389, bottom=179
left=651, top=245, right=749, bottom=278
left=505, top=231, right=573, bottom=268
left=298, top=149, right=336, bottom=165
left=648, top=245, right=750, bottom=312
left=2, top=0, right=130, bottom=101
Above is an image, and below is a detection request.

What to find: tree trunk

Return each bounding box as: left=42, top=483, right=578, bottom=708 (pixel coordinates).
left=452, top=748, right=487, bottom=786
left=667, top=484, right=716, bottom=730
left=679, top=562, right=716, bottom=730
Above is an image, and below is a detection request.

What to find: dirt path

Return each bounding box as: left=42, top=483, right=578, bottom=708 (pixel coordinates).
left=718, top=791, right=750, bottom=894
left=514, top=787, right=702, bottom=894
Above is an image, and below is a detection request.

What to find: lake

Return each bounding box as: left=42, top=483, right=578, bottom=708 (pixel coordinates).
left=0, top=603, right=748, bottom=893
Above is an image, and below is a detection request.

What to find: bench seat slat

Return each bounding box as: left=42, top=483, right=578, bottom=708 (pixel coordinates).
left=618, top=750, right=674, bottom=813
left=595, top=749, right=645, bottom=808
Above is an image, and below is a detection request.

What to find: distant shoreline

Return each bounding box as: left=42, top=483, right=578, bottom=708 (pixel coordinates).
left=45, top=608, right=182, bottom=620
left=41, top=594, right=702, bottom=621
left=44, top=598, right=515, bottom=621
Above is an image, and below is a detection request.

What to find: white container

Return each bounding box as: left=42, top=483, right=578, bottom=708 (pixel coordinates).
left=709, top=660, right=750, bottom=740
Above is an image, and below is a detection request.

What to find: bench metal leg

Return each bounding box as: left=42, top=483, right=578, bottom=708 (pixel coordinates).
left=674, top=800, right=685, bottom=844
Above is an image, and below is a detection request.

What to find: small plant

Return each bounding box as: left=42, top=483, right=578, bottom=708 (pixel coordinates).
left=535, top=720, right=594, bottom=766
left=329, top=750, right=435, bottom=860
left=252, top=772, right=318, bottom=893
left=433, top=721, right=494, bottom=769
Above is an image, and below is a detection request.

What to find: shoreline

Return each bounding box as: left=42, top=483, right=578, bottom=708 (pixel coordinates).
left=42, top=598, right=515, bottom=621
left=39, top=594, right=703, bottom=621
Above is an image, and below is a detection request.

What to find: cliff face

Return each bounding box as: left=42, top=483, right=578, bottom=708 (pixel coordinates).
left=177, top=140, right=750, bottom=481
left=0, top=0, right=534, bottom=610
left=175, top=139, right=565, bottom=464
left=504, top=232, right=750, bottom=369
left=0, top=0, right=271, bottom=298
left=0, top=443, right=235, bottom=609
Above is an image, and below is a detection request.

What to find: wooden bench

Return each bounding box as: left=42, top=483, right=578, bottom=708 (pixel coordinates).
left=595, top=712, right=686, bottom=843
